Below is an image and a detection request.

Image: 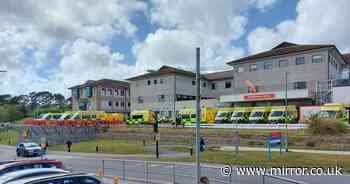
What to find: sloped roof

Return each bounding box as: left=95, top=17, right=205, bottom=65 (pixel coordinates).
left=68, top=79, right=129, bottom=89
left=343, top=53, right=350, bottom=64
left=204, top=70, right=233, bottom=80
left=227, top=42, right=334, bottom=65
left=126, top=65, right=195, bottom=80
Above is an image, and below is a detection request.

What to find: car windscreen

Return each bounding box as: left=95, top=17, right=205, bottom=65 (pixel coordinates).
left=250, top=111, right=264, bottom=117
left=181, top=114, right=190, bottom=119
left=24, top=143, right=39, bottom=148
left=132, top=115, right=143, bottom=119
left=270, top=111, right=284, bottom=117
left=319, top=110, right=337, bottom=118
left=232, top=112, right=243, bottom=117
left=216, top=112, right=227, bottom=118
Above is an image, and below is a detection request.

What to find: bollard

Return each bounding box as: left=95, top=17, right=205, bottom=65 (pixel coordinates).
left=142, top=139, right=146, bottom=147
left=114, top=176, right=120, bottom=184
left=96, top=145, right=99, bottom=153
left=190, top=147, right=193, bottom=156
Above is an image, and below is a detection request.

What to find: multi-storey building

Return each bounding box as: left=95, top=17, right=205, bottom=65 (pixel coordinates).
left=222, top=42, right=349, bottom=106
left=126, top=66, right=234, bottom=120
left=69, top=79, right=130, bottom=115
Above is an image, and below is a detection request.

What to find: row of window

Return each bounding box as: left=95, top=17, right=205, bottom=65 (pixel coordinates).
left=106, top=101, right=130, bottom=108
left=101, top=88, right=127, bottom=97
left=147, top=79, right=165, bottom=85
left=191, top=80, right=232, bottom=90
left=236, top=55, right=323, bottom=73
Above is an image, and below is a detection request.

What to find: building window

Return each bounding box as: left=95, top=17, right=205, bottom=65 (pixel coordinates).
left=295, top=56, right=305, bottom=65
left=84, top=86, right=93, bottom=97
left=121, top=90, right=124, bottom=96
left=211, top=83, right=216, bottom=90
left=203, top=82, right=206, bottom=88
left=192, top=80, right=196, bottom=86
left=115, top=89, right=119, bottom=96
left=168, top=111, right=172, bottom=118
left=158, top=94, right=165, bottom=102
left=128, top=102, right=130, bottom=107
left=264, top=61, right=273, bottom=70
left=312, top=55, right=322, bottom=64
left=147, top=80, right=151, bottom=85
left=225, top=81, right=232, bottom=88
left=294, top=81, right=307, bottom=89
left=115, top=101, right=119, bottom=107
left=108, top=88, right=113, bottom=96
left=137, top=96, right=144, bottom=104
left=154, top=79, right=157, bottom=85
left=121, top=102, right=125, bottom=107
left=108, top=101, right=112, bottom=107
left=249, top=64, right=257, bottom=72
left=160, top=79, right=164, bottom=84
left=279, top=59, right=288, bottom=67
left=238, top=66, right=245, bottom=73
left=101, top=88, right=106, bottom=96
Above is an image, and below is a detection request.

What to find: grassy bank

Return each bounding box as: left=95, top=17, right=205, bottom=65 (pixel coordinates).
left=159, top=150, right=350, bottom=173
left=50, top=139, right=147, bottom=155
left=0, top=129, right=19, bottom=145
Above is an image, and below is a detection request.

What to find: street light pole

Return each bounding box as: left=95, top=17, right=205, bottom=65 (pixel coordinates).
left=284, top=72, right=288, bottom=152
left=195, top=47, right=201, bottom=183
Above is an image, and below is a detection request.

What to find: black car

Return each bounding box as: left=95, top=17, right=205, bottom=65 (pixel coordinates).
left=16, top=142, right=43, bottom=157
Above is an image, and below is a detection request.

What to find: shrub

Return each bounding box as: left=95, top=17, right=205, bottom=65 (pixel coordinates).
left=307, top=116, right=347, bottom=135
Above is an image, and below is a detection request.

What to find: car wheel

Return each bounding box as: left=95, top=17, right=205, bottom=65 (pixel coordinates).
left=16, top=151, right=20, bottom=157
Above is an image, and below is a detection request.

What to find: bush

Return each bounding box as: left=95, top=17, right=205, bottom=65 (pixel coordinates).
left=307, top=116, right=347, bottom=135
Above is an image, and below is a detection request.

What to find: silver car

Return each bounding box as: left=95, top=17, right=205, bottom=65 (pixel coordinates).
left=0, top=168, right=67, bottom=184
left=6, top=173, right=103, bottom=184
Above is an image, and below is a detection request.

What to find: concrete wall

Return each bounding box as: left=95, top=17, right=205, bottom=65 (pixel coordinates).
left=229, top=49, right=333, bottom=94
left=333, top=86, right=350, bottom=104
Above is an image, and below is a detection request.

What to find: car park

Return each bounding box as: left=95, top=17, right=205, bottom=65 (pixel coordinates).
left=0, top=159, right=65, bottom=176
left=0, top=168, right=68, bottom=184
left=16, top=142, right=43, bottom=157
left=6, top=173, right=103, bottom=184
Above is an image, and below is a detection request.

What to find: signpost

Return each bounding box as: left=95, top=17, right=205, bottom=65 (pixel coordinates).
left=267, top=132, right=285, bottom=160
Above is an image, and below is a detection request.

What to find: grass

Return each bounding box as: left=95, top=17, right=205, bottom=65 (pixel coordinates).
left=0, top=129, right=19, bottom=145
left=50, top=139, right=147, bottom=155
left=158, top=150, right=350, bottom=173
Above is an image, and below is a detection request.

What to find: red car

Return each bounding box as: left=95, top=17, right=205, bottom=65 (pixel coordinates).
left=0, top=159, right=65, bottom=176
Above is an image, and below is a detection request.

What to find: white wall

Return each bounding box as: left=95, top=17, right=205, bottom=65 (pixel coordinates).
left=333, top=86, right=350, bottom=104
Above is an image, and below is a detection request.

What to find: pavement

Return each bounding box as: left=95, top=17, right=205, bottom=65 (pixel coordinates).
left=1, top=144, right=350, bottom=184
left=219, top=146, right=350, bottom=155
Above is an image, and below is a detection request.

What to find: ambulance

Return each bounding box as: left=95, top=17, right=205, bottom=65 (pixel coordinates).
left=215, top=108, right=235, bottom=123
left=231, top=107, right=252, bottom=124
left=319, top=103, right=349, bottom=125
left=248, top=107, right=271, bottom=124
left=127, top=110, right=156, bottom=125
left=179, top=107, right=218, bottom=125
left=268, top=106, right=298, bottom=124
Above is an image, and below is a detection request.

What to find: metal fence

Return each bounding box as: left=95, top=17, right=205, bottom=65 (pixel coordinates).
left=75, top=159, right=307, bottom=184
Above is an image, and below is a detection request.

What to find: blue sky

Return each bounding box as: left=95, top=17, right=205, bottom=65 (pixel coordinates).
left=0, top=0, right=349, bottom=96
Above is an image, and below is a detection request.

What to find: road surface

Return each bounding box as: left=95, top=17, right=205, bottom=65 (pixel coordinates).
left=0, top=145, right=349, bottom=184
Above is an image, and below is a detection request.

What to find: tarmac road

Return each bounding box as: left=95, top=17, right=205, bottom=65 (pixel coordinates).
left=1, top=144, right=349, bottom=184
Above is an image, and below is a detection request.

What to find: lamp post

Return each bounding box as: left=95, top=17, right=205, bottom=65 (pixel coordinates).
left=284, top=72, right=288, bottom=152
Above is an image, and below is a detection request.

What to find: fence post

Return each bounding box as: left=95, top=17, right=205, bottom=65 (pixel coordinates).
left=262, top=175, right=265, bottom=184
left=229, top=170, right=232, bottom=184
left=172, top=163, right=176, bottom=183
left=122, top=160, right=126, bottom=180
left=102, top=160, right=105, bottom=177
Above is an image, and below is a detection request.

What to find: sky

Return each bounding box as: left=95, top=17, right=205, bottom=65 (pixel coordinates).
left=1, top=0, right=350, bottom=97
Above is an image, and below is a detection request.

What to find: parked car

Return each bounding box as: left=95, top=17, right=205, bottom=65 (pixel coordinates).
left=6, top=173, right=103, bottom=184
left=0, top=159, right=65, bottom=176
left=0, top=168, right=68, bottom=184
left=16, top=142, right=43, bottom=157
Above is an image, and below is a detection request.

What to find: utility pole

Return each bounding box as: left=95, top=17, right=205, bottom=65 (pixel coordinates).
left=195, top=47, right=201, bottom=183
left=284, top=72, right=288, bottom=152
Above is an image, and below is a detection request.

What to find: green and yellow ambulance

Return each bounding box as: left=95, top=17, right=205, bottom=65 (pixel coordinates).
left=215, top=107, right=235, bottom=123
left=319, top=103, right=349, bottom=125
left=248, top=106, right=271, bottom=124
left=268, top=106, right=298, bottom=124
left=230, top=107, right=252, bottom=124
left=179, top=107, right=218, bottom=125
left=127, top=110, right=156, bottom=125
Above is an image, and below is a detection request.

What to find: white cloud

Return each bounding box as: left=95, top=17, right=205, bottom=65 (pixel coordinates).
left=0, top=0, right=146, bottom=96
left=134, top=0, right=249, bottom=72
left=247, top=0, right=350, bottom=54
left=54, top=39, right=135, bottom=96
left=252, top=0, right=277, bottom=12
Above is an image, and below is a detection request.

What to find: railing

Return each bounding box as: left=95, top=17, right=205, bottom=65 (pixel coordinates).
left=262, top=174, right=308, bottom=184
left=68, top=159, right=309, bottom=184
